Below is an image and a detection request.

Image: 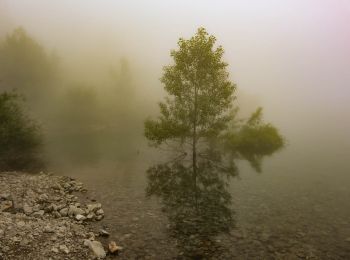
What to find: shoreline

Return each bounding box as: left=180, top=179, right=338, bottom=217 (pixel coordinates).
left=0, top=171, right=118, bottom=260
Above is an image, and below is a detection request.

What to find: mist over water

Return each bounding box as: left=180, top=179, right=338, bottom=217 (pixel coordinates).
left=1, top=0, right=350, bottom=259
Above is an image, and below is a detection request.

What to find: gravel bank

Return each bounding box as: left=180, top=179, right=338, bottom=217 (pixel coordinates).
left=0, top=172, right=117, bottom=260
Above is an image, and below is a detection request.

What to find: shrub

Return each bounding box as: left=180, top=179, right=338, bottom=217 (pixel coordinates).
left=0, top=91, right=43, bottom=171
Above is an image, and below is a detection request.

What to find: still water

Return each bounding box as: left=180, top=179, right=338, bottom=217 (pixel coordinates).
left=47, top=130, right=350, bottom=259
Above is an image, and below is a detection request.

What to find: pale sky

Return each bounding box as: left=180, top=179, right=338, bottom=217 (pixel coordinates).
left=1, top=0, right=350, bottom=145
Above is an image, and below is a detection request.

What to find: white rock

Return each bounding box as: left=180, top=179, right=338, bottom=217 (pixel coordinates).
left=87, top=203, right=102, bottom=213
left=23, top=204, right=33, bottom=215
left=75, top=214, right=86, bottom=221
left=86, top=212, right=95, bottom=220
left=59, top=244, right=69, bottom=254
left=38, top=193, right=49, bottom=202
left=84, top=239, right=106, bottom=259
left=96, top=209, right=104, bottom=216
left=32, top=210, right=45, bottom=217
left=68, top=205, right=84, bottom=216
left=99, top=229, right=109, bottom=237
left=59, top=207, right=68, bottom=216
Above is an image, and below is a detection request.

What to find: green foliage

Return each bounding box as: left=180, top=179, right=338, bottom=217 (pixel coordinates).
left=145, top=27, right=236, bottom=145
left=224, top=107, right=285, bottom=172
left=0, top=91, right=43, bottom=171
left=0, top=27, right=57, bottom=98
left=145, top=27, right=285, bottom=172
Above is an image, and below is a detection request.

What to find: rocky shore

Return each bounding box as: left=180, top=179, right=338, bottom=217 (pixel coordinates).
left=0, top=172, right=120, bottom=260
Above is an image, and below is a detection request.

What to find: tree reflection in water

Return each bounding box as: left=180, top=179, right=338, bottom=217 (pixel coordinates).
left=146, top=148, right=238, bottom=258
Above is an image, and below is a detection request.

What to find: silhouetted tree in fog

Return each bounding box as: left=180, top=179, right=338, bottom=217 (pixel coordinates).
left=0, top=27, right=57, bottom=104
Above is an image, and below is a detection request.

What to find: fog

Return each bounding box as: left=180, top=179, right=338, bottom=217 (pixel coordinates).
left=1, top=0, right=350, bottom=258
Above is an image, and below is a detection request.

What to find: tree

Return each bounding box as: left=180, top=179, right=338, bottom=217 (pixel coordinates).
left=0, top=27, right=57, bottom=101
left=145, top=27, right=283, bottom=176
left=0, top=91, right=43, bottom=171
left=145, top=27, right=237, bottom=179
left=144, top=28, right=284, bottom=256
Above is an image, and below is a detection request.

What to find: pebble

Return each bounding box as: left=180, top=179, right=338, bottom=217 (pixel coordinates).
left=108, top=241, right=123, bottom=254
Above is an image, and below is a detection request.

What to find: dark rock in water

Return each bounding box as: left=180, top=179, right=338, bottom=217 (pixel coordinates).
left=99, top=229, right=110, bottom=237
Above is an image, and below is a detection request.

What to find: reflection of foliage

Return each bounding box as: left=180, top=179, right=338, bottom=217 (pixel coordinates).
left=57, top=85, right=99, bottom=129
left=48, top=85, right=101, bottom=165
left=0, top=91, right=43, bottom=171
left=147, top=157, right=235, bottom=258
left=110, top=58, right=133, bottom=108
left=0, top=27, right=57, bottom=98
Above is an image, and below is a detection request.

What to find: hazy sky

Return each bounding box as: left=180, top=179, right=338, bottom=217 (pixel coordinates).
left=1, top=0, right=350, bottom=145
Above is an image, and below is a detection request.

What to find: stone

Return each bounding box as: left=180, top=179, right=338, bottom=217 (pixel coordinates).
left=59, top=207, right=68, bottom=216
left=87, top=203, right=102, bottom=213
left=84, top=239, right=106, bottom=259
left=0, top=200, right=13, bottom=212
left=32, top=204, right=40, bottom=212
left=99, top=229, right=109, bottom=237
left=0, top=193, right=11, bottom=200
left=96, top=209, right=104, bottom=216
left=86, top=212, right=95, bottom=220
left=44, top=225, right=54, bottom=233
left=16, top=221, right=26, bottom=227
left=68, top=205, right=85, bottom=217
left=20, top=238, right=30, bottom=246
left=108, top=241, right=123, bottom=254
left=96, top=215, right=103, bottom=221
left=32, top=210, right=45, bottom=217
left=59, top=244, right=69, bottom=254
left=51, top=247, right=59, bottom=253
left=38, top=193, right=49, bottom=202
left=87, top=232, right=96, bottom=240
left=75, top=214, right=86, bottom=221
left=23, top=204, right=33, bottom=215
left=53, top=211, right=61, bottom=218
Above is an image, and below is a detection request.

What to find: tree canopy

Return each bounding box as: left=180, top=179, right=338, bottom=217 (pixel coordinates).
left=0, top=27, right=57, bottom=99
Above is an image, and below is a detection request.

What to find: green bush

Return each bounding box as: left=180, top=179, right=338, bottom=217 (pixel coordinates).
left=0, top=91, right=43, bottom=171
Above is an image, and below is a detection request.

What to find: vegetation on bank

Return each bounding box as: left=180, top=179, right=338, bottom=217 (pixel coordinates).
left=0, top=92, right=43, bottom=171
